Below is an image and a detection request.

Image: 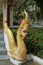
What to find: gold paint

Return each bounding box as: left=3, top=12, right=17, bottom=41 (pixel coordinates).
left=4, top=10, right=28, bottom=61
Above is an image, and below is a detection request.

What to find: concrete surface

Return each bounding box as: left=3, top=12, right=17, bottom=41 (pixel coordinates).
left=0, top=60, right=40, bottom=65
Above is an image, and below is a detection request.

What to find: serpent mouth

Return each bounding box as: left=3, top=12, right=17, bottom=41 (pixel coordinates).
left=23, top=30, right=27, bottom=33
left=22, top=30, right=27, bottom=34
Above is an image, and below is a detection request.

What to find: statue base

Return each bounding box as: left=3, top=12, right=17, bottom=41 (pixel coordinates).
left=10, top=54, right=32, bottom=65
left=10, top=57, right=27, bottom=65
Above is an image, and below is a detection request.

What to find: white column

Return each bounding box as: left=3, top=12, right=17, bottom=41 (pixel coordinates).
left=3, top=4, right=7, bottom=24
left=10, top=5, right=13, bottom=27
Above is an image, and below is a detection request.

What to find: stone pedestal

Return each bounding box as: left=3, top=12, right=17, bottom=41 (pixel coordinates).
left=10, top=57, right=27, bottom=65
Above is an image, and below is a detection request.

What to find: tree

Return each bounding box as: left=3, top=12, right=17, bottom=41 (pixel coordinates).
left=13, top=0, right=41, bottom=24
left=34, top=0, right=43, bottom=19
left=19, top=0, right=40, bottom=23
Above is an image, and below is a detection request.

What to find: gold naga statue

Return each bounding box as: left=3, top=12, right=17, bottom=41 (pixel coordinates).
left=4, top=10, right=29, bottom=61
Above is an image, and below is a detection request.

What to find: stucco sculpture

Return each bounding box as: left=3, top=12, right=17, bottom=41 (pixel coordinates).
left=4, top=10, right=28, bottom=61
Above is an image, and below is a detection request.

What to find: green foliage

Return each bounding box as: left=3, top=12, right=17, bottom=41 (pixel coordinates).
left=11, top=28, right=43, bottom=59
left=35, top=0, right=43, bottom=18
left=26, top=29, right=43, bottom=59
left=34, top=0, right=43, bottom=8
left=11, top=29, right=17, bottom=42
left=13, top=0, right=41, bottom=24
left=19, top=0, right=40, bottom=21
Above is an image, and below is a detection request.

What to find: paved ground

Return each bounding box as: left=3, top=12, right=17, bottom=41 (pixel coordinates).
left=0, top=60, right=40, bottom=65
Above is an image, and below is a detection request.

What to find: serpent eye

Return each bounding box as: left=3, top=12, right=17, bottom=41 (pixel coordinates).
left=23, top=30, right=27, bottom=33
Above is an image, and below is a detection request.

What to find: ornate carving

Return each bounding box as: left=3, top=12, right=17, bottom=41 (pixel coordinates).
left=4, top=10, right=28, bottom=61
